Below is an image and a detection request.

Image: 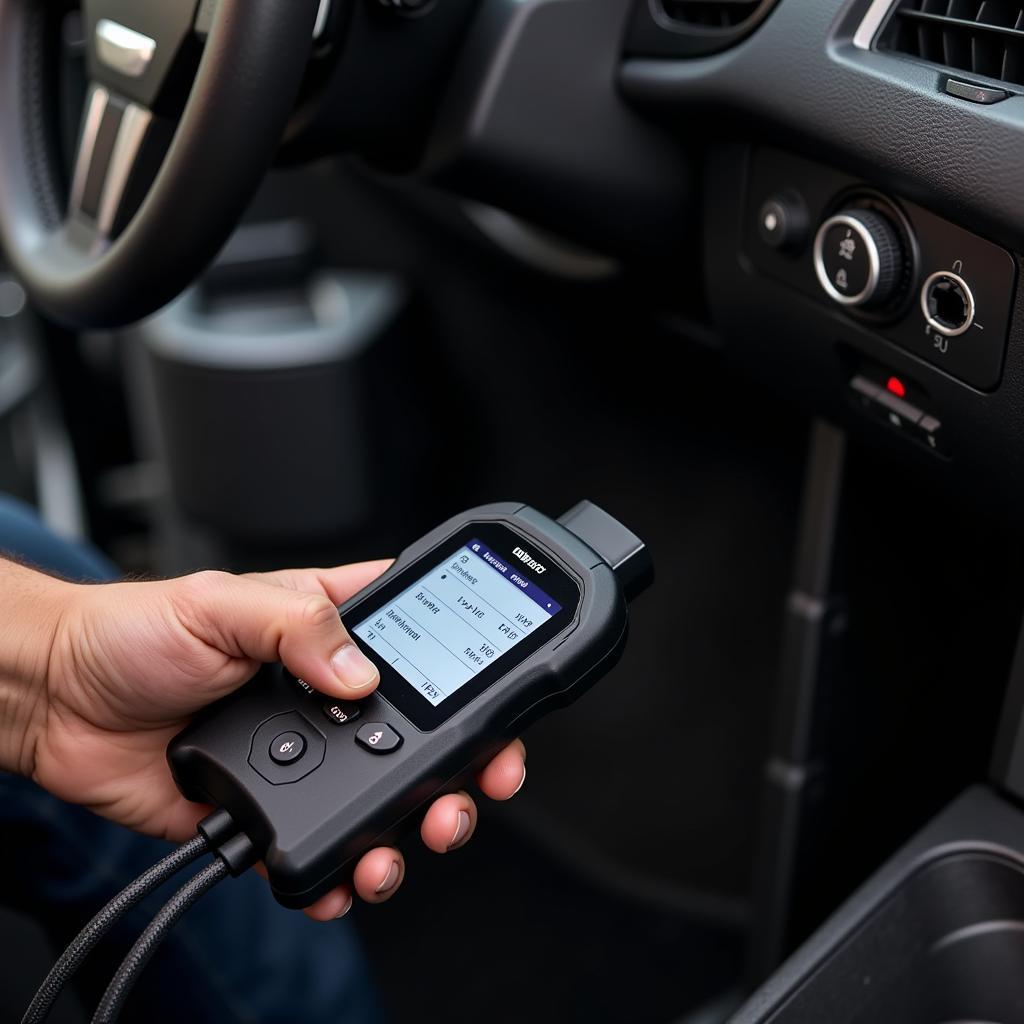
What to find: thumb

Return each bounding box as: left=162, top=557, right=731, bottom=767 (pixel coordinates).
left=175, top=571, right=379, bottom=700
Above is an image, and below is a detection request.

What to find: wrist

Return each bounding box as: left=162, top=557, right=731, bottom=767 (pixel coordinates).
left=0, top=560, right=77, bottom=777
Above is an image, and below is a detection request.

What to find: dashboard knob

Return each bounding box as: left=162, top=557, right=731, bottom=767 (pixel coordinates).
left=813, top=209, right=904, bottom=309
left=758, top=191, right=809, bottom=253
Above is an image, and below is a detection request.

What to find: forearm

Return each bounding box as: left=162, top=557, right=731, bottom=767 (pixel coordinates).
left=0, top=558, right=72, bottom=777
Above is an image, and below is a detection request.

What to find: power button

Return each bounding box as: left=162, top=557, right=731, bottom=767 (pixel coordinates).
left=248, top=712, right=325, bottom=785
left=270, top=731, right=307, bottom=765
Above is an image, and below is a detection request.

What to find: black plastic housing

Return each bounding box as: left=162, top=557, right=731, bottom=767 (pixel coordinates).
left=168, top=502, right=639, bottom=908
left=625, top=0, right=782, bottom=59
left=734, top=786, right=1024, bottom=1023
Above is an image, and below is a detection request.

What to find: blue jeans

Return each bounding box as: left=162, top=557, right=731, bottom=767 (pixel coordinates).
left=0, top=497, right=383, bottom=1023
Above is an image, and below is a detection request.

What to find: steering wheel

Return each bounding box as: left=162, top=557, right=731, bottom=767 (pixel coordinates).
left=0, top=0, right=322, bottom=328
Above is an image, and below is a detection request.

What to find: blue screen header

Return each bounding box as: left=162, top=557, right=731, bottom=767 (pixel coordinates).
left=468, top=539, right=563, bottom=616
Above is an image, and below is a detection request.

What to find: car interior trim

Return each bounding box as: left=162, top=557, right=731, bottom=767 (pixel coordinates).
left=919, top=269, right=977, bottom=338
left=95, top=102, right=153, bottom=238
left=314, top=0, right=331, bottom=39
left=812, top=213, right=882, bottom=308
left=94, top=19, right=157, bottom=79
left=68, top=84, right=110, bottom=221
left=853, top=0, right=894, bottom=50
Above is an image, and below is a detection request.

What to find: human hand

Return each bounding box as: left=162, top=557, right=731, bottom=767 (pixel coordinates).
left=10, top=561, right=526, bottom=920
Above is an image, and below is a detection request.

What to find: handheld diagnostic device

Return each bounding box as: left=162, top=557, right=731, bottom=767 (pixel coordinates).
left=168, top=501, right=651, bottom=908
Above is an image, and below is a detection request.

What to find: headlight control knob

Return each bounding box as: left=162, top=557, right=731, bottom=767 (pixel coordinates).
left=813, top=209, right=904, bottom=309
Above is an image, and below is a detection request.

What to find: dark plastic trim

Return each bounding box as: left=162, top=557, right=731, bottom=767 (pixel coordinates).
left=619, top=0, right=1024, bottom=256
left=420, top=0, right=694, bottom=254
left=625, top=0, right=782, bottom=59
left=733, top=785, right=1024, bottom=1023
left=992, top=613, right=1024, bottom=802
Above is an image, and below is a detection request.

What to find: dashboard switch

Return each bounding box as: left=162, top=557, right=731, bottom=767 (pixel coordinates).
left=848, top=375, right=947, bottom=454
left=814, top=209, right=904, bottom=309
left=910, top=415, right=947, bottom=454
left=850, top=375, right=882, bottom=413
left=875, top=388, right=923, bottom=429
left=850, top=375, right=881, bottom=399
left=758, top=192, right=809, bottom=253
left=921, top=271, right=976, bottom=338
left=945, top=79, right=1008, bottom=105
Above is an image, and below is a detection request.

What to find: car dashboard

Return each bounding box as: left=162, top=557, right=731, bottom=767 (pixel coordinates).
left=615, top=0, right=1024, bottom=506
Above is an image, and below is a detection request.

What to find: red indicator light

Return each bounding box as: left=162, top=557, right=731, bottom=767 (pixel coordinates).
left=886, top=376, right=906, bottom=398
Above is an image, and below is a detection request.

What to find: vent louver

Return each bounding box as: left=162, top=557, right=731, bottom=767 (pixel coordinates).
left=626, top=0, right=779, bottom=57
left=877, top=1, right=1024, bottom=87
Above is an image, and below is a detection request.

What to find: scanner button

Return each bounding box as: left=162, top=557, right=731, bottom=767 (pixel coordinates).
left=270, top=731, right=307, bottom=765
left=323, top=700, right=361, bottom=726
left=356, top=723, right=403, bottom=754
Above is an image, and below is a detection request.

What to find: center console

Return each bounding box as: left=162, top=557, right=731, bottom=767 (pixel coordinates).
left=733, top=786, right=1024, bottom=1024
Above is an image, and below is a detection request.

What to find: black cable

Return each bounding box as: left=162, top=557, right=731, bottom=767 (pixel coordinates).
left=21, top=833, right=210, bottom=1024
left=91, top=858, right=230, bottom=1024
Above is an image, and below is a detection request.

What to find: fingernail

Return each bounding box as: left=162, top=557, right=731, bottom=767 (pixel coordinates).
left=448, top=810, right=471, bottom=851
left=375, top=861, right=401, bottom=895
left=334, top=894, right=353, bottom=919
left=511, top=764, right=527, bottom=798
left=331, top=643, right=378, bottom=691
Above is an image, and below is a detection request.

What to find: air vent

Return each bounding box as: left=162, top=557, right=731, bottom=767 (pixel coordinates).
left=626, top=0, right=780, bottom=58
left=877, top=1, right=1024, bottom=87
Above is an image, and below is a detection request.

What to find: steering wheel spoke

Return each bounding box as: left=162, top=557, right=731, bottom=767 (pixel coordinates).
left=69, top=85, right=154, bottom=243
left=0, top=0, right=322, bottom=327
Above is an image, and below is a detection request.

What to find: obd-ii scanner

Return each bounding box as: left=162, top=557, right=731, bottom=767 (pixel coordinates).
left=25, top=501, right=651, bottom=1023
